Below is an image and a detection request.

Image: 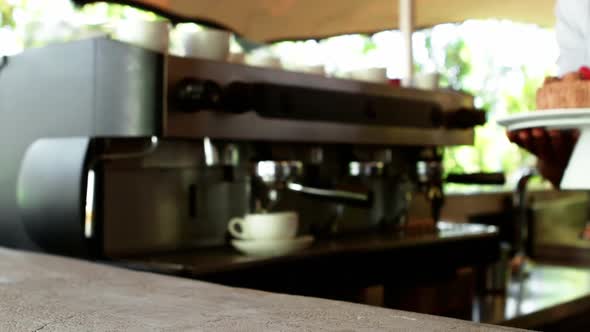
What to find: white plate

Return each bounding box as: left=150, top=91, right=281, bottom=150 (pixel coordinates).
left=497, top=108, right=590, bottom=190
left=231, top=235, right=314, bottom=257
left=497, top=108, right=590, bottom=131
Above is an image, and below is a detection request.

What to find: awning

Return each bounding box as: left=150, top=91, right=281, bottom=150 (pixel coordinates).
left=74, top=0, right=556, bottom=42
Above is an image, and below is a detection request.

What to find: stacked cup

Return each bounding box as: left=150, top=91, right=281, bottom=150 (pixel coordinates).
left=109, top=19, right=231, bottom=62
left=177, top=27, right=231, bottom=61
left=111, top=18, right=171, bottom=53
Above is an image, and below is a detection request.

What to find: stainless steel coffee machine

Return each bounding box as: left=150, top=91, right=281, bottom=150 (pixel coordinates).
left=0, top=37, right=485, bottom=259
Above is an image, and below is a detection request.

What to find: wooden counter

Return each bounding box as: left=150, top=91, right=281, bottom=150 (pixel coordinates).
left=0, top=247, right=522, bottom=331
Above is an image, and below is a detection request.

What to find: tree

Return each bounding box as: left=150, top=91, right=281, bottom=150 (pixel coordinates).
left=420, top=28, right=541, bottom=189
left=0, top=1, right=16, bottom=28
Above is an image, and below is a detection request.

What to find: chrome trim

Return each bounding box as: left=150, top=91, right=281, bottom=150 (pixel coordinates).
left=84, top=170, right=96, bottom=239
left=100, top=136, right=159, bottom=160
left=286, top=182, right=369, bottom=203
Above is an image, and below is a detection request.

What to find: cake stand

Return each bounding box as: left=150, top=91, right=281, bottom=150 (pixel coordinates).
left=497, top=108, right=590, bottom=190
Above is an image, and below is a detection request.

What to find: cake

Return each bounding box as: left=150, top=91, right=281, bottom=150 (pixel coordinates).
left=536, top=66, right=590, bottom=110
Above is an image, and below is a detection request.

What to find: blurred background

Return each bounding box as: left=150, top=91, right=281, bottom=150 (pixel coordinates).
left=0, top=0, right=557, bottom=192
left=8, top=2, right=590, bottom=330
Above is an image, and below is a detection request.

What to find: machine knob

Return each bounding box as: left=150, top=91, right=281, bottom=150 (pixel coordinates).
left=172, top=78, right=223, bottom=111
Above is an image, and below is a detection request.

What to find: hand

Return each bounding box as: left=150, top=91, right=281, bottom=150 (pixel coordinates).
left=507, top=128, right=579, bottom=188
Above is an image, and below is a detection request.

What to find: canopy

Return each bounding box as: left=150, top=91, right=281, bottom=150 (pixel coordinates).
left=74, top=0, right=556, bottom=42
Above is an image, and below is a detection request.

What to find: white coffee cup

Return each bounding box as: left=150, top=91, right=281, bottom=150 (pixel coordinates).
left=228, top=52, right=246, bottom=64
left=245, top=51, right=282, bottom=69
left=347, top=67, right=388, bottom=83
left=179, top=28, right=231, bottom=61
left=302, top=64, right=326, bottom=75
left=112, top=19, right=170, bottom=53
left=291, top=63, right=326, bottom=75
left=228, top=211, right=298, bottom=240
left=413, top=72, right=440, bottom=90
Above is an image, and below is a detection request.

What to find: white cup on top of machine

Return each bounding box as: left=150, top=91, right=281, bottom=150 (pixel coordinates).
left=179, top=28, right=231, bottom=61
left=346, top=67, right=388, bottom=83
left=112, top=18, right=171, bottom=53
left=413, top=72, right=440, bottom=90
left=283, top=62, right=326, bottom=76
left=244, top=50, right=282, bottom=69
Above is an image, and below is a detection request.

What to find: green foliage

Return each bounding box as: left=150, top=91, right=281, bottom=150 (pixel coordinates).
left=441, top=39, right=472, bottom=91
left=427, top=32, right=539, bottom=188
left=1, top=0, right=162, bottom=49
left=362, top=37, right=377, bottom=54
left=504, top=67, right=544, bottom=114
left=0, top=1, right=16, bottom=28
left=80, top=2, right=160, bottom=20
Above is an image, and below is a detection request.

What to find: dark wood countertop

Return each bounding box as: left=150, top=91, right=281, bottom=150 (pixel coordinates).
left=120, top=222, right=499, bottom=277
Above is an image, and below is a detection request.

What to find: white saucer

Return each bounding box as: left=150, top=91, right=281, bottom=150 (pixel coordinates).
left=497, top=108, right=590, bottom=131
left=497, top=108, right=590, bottom=190
left=231, top=235, right=314, bottom=257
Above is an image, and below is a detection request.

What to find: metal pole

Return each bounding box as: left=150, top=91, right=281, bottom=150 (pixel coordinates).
left=399, top=0, right=414, bottom=87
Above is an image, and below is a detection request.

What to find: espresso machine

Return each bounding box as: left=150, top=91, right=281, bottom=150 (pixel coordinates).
left=0, top=37, right=488, bottom=260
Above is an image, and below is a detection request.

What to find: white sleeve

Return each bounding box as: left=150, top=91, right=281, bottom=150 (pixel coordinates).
left=555, top=0, right=589, bottom=75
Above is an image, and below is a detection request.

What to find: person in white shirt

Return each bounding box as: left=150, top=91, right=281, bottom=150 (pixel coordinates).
left=555, top=0, right=588, bottom=74
left=508, top=0, right=584, bottom=187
